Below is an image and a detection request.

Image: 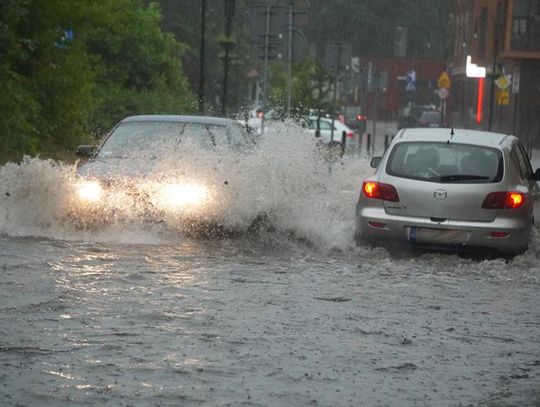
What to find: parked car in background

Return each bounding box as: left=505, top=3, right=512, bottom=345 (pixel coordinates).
left=355, top=128, right=540, bottom=258
left=307, top=116, right=356, bottom=146
left=415, top=110, right=445, bottom=128
left=342, top=105, right=367, bottom=134
left=397, top=103, right=439, bottom=129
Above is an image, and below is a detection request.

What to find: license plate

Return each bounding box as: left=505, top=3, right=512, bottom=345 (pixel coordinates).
left=409, top=226, right=468, bottom=245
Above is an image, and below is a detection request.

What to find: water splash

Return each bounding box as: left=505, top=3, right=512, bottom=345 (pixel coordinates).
left=0, top=122, right=373, bottom=248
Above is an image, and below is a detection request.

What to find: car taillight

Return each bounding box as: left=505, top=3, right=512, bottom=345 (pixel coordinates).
left=362, top=181, right=399, bottom=202
left=356, top=114, right=366, bottom=121
left=482, top=192, right=525, bottom=209
left=346, top=132, right=355, bottom=138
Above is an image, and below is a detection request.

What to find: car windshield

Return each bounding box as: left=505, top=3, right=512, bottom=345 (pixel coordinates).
left=386, top=141, right=503, bottom=183
left=97, top=121, right=230, bottom=158
left=420, top=111, right=440, bottom=122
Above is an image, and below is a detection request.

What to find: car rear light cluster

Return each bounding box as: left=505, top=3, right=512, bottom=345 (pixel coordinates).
left=346, top=132, right=355, bottom=138
left=482, top=192, right=525, bottom=209
left=362, top=181, right=400, bottom=202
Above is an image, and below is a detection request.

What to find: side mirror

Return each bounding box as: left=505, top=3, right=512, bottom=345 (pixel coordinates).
left=370, top=156, right=382, bottom=168
left=534, top=168, right=540, bottom=181
left=75, top=145, right=95, bottom=157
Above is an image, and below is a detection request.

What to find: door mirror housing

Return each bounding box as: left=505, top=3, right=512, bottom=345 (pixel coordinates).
left=75, top=145, right=95, bottom=157
left=370, top=156, right=382, bottom=168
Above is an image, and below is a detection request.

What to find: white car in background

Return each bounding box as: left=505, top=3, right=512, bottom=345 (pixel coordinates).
left=307, top=116, right=356, bottom=146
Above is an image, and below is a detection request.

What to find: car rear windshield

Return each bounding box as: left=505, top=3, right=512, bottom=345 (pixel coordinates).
left=386, top=142, right=503, bottom=183
left=420, top=111, right=440, bottom=122
left=98, top=121, right=232, bottom=158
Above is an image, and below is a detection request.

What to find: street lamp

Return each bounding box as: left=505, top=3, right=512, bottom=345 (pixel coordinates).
left=466, top=55, right=487, bottom=126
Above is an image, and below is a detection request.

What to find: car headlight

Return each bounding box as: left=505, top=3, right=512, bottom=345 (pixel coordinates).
left=76, top=180, right=103, bottom=203
left=160, top=183, right=210, bottom=208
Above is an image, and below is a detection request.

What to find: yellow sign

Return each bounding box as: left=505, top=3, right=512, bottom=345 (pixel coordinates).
left=495, top=75, right=511, bottom=90
left=438, top=71, right=451, bottom=89
left=497, top=90, right=510, bottom=106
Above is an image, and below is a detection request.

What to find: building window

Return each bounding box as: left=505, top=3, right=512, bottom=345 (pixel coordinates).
left=512, top=0, right=540, bottom=50
left=478, top=7, right=488, bottom=58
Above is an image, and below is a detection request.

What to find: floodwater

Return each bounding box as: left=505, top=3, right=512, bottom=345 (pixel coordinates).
left=1, top=123, right=540, bottom=406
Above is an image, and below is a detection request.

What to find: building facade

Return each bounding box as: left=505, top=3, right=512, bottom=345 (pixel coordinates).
left=450, top=0, right=540, bottom=149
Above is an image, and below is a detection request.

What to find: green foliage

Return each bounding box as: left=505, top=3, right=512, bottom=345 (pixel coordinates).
left=0, top=0, right=194, bottom=163
left=86, top=0, right=195, bottom=134
left=268, top=57, right=333, bottom=118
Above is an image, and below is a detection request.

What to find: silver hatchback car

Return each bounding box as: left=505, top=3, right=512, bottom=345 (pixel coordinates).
left=355, top=128, right=540, bottom=257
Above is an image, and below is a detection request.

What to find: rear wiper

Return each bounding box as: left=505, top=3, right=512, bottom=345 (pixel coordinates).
left=439, top=174, right=490, bottom=182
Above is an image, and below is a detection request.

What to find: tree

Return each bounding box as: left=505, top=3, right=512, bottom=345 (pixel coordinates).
left=268, top=57, right=333, bottom=117
left=0, top=0, right=195, bottom=162
left=86, top=0, right=195, bottom=134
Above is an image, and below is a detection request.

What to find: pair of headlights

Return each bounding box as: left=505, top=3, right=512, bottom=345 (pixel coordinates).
left=75, top=180, right=211, bottom=207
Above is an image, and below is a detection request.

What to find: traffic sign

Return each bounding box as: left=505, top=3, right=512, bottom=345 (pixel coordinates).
left=512, top=67, right=520, bottom=94
left=405, top=70, right=416, bottom=91
left=497, top=90, right=510, bottom=106
left=437, top=71, right=451, bottom=89
left=495, top=75, right=511, bottom=90
left=437, top=88, right=450, bottom=100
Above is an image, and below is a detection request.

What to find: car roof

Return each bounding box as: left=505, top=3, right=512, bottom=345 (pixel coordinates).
left=120, top=115, right=237, bottom=126
left=395, top=128, right=514, bottom=149
left=308, top=116, right=352, bottom=127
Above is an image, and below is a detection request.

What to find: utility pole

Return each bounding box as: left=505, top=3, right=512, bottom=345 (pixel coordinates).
left=330, top=42, right=342, bottom=142
left=372, top=72, right=380, bottom=156
left=221, top=0, right=236, bottom=117
left=198, top=0, right=207, bottom=114
left=286, top=0, right=293, bottom=117
left=260, top=5, right=271, bottom=133
left=487, top=14, right=499, bottom=132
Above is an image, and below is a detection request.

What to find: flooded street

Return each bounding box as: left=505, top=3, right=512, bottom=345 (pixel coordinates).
left=1, top=232, right=540, bottom=406
left=1, top=126, right=540, bottom=406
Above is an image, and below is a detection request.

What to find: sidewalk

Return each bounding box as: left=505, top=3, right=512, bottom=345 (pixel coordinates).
left=346, top=120, right=398, bottom=158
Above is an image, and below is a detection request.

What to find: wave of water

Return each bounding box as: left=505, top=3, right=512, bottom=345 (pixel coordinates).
left=0, top=122, right=372, bottom=249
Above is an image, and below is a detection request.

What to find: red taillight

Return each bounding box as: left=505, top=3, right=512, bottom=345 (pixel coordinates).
left=356, top=114, right=366, bottom=121
left=490, top=231, right=510, bottom=238
left=482, top=192, right=525, bottom=209
left=507, top=192, right=524, bottom=208
left=346, top=132, right=355, bottom=138
left=368, top=221, right=386, bottom=228
left=362, top=181, right=399, bottom=202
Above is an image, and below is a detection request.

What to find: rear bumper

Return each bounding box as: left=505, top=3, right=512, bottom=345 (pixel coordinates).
left=355, top=204, right=530, bottom=255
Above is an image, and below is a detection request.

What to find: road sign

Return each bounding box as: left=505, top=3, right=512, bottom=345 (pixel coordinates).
left=437, top=71, right=451, bottom=89
left=512, top=67, right=520, bottom=94
left=497, top=90, right=510, bottom=106
left=405, top=70, right=416, bottom=91
left=495, top=75, right=511, bottom=90
left=437, top=88, right=450, bottom=100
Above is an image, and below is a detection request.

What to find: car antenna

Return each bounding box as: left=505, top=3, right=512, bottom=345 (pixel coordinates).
left=447, top=127, right=455, bottom=144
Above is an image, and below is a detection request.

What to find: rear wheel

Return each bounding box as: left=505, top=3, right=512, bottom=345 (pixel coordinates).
left=354, top=226, right=368, bottom=246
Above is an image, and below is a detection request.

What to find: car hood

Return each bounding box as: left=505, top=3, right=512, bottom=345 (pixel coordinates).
left=77, top=157, right=164, bottom=180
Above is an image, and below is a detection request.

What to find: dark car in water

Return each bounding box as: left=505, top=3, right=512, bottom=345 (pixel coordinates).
left=70, top=115, right=255, bottom=229
left=342, top=106, right=367, bottom=133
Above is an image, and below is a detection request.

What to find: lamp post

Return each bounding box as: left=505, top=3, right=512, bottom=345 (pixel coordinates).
left=198, top=0, right=207, bottom=114
left=220, top=0, right=236, bottom=117
left=487, top=11, right=502, bottom=131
